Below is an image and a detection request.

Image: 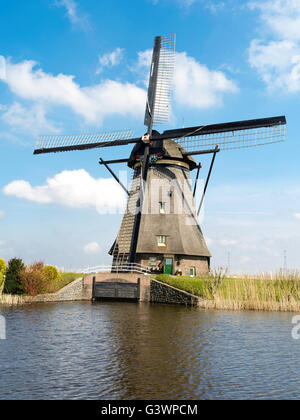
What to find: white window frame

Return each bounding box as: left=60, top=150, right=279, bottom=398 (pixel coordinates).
left=157, top=235, right=166, bottom=246
left=159, top=202, right=166, bottom=214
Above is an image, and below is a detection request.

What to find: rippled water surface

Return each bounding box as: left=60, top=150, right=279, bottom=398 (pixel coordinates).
left=0, top=301, right=299, bottom=399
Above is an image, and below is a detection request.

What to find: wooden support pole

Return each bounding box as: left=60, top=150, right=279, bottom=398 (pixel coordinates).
left=99, top=157, right=130, bottom=196
left=197, top=145, right=219, bottom=216
left=193, top=163, right=202, bottom=198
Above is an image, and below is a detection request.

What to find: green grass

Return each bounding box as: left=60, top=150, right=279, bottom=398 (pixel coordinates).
left=154, top=274, right=214, bottom=298
left=153, top=272, right=300, bottom=312
left=47, top=272, right=84, bottom=293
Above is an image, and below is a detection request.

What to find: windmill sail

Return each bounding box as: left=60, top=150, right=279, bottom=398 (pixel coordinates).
left=34, top=129, right=136, bottom=154
left=178, top=122, right=286, bottom=153
left=161, top=116, right=286, bottom=153
left=144, top=34, right=176, bottom=131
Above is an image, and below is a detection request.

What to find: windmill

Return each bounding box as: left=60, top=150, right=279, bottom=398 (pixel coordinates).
left=34, top=34, right=286, bottom=276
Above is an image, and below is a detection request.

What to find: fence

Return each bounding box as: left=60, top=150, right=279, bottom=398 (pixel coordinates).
left=82, top=263, right=151, bottom=275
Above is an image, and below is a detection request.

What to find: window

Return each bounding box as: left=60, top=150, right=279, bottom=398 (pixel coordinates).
left=157, top=235, right=166, bottom=246
left=159, top=202, right=165, bottom=214
left=149, top=257, right=157, bottom=266
left=190, top=267, right=196, bottom=277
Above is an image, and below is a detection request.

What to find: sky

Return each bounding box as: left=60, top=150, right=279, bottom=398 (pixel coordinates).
left=0, top=0, right=299, bottom=273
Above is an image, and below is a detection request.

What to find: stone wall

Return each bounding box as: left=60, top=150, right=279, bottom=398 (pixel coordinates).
left=29, top=277, right=87, bottom=303
left=1, top=275, right=200, bottom=307
left=150, top=278, right=200, bottom=306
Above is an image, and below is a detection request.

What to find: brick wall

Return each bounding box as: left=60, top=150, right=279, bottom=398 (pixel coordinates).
left=83, top=273, right=151, bottom=301
left=137, top=254, right=209, bottom=276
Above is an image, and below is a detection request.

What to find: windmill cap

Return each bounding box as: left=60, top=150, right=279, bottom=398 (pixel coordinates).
left=128, top=138, right=197, bottom=170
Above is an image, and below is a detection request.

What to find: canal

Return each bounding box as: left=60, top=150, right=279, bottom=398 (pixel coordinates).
left=0, top=301, right=299, bottom=399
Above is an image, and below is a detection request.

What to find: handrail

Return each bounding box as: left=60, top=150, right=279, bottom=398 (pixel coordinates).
left=82, top=263, right=151, bottom=275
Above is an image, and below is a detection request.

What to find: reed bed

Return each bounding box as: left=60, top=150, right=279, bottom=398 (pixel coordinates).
left=0, top=294, right=27, bottom=306
left=154, top=270, right=300, bottom=312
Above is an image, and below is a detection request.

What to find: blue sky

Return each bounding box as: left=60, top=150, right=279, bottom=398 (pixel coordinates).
left=0, top=0, right=299, bottom=273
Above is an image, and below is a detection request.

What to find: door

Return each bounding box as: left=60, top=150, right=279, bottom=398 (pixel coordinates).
left=93, top=281, right=140, bottom=300
left=164, top=258, right=173, bottom=275
left=190, top=267, right=196, bottom=277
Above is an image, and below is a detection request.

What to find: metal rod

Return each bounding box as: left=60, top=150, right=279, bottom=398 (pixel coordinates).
left=99, top=158, right=129, bottom=165
left=197, top=145, right=219, bottom=216
left=183, top=148, right=220, bottom=157
left=193, top=164, right=202, bottom=197
left=99, top=157, right=129, bottom=196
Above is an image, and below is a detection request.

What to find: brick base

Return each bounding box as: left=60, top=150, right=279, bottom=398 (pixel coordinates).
left=136, top=254, right=210, bottom=276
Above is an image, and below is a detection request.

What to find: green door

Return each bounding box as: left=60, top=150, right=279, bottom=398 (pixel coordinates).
left=164, top=258, right=173, bottom=275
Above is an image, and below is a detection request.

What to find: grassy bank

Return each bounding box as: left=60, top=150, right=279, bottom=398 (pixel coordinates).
left=49, top=272, right=84, bottom=293
left=154, top=272, right=300, bottom=312
left=0, top=272, right=83, bottom=305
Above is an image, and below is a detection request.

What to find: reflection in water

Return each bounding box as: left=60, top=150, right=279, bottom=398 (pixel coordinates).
left=0, top=302, right=299, bottom=399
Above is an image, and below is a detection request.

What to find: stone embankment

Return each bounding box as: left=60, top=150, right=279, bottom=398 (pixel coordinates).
left=0, top=274, right=200, bottom=306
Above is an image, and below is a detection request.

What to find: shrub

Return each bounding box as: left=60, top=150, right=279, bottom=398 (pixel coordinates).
left=44, top=265, right=60, bottom=283
left=19, top=262, right=47, bottom=296
left=0, top=258, right=5, bottom=274
left=44, top=265, right=61, bottom=292
left=0, top=258, right=5, bottom=289
left=4, top=258, right=25, bottom=295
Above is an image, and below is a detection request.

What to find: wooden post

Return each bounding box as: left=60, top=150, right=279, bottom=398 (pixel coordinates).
left=92, top=276, right=96, bottom=301
left=137, top=278, right=141, bottom=301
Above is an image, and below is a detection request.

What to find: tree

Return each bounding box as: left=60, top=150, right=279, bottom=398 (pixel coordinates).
left=44, top=265, right=61, bottom=293
left=0, top=258, right=6, bottom=290
left=4, top=258, right=25, bottom=295
left=20, top=262, right=47, bottom=296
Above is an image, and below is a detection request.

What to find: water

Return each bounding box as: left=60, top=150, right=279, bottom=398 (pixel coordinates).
left=0, top=301, right=299, bottom=400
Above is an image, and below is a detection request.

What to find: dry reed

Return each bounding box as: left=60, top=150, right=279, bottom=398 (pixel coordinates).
left=155, top=270, right=300, bottom=312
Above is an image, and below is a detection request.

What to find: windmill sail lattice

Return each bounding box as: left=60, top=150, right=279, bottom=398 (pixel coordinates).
left=177, top=122, right=286, bottom=153
left=34, top=129, right=135, bottom=154
left=144, top=34, right=176, bottom=129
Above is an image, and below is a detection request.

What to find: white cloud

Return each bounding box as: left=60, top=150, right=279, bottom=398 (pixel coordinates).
left=294, top=213, right=300, bottom=219
left=249, top=0, right=300, bottom=41
left=174, top=52, right=238, bottom=108
left=0, top=55, right=6, bottom=80
left=249, top=0, right=300, bottom=91
left=1, top=102, right=59, bottom=135
left=205, top=237, right=213, bottom=246
left=0, top=50, right=236, bottom=130
left=3, top=169, right=127, bottom=213
left=96, top=48, right=124, bottom=74
left=219, top=239, right=238, bottom=246
left=83, top=241, right=100, bottom=254
left=136, top=50, right=238, bottom=109
left=0, top=57, right=146, bottom=125
left=0, top=211, right=4, bottom=219
left=54, top=0, right=86, bottom=25
left=154, top=0, right=225, bottom=12
left=0, top=131, right=26, bottom=145
left=240, top=256, right=251, bottom=264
